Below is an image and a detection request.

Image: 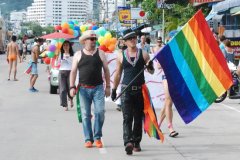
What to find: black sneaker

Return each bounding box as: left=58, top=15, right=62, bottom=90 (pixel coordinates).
left=33, top=87, right=39, bottom=92
left=133, top=143, right=141, bottom=152
left=229, top=93, right=240, bottom=99
left=125, top=143, right=133, bottom=155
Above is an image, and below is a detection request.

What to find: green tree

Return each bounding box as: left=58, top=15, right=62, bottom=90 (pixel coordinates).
left=31, top=22, right=43, bottom=36
left=165, top=3, right=197, bottom=30
left=130, top=0, right=211, bottom=35
left=131, top=0, right=143, bottom=7
left=141, top=0, right=162, bottom=23
left=42, top=25, right=54, bottom=34
left=21, top=21, right=43, bottom=36
left=141, top=1, right=209, bottom=33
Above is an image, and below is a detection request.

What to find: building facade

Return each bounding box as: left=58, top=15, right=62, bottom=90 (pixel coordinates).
left=10, top=10, right=27, bottom=35
left=10, top=10, right=27, bottom=24
left=27, top=0, right=90, bottom=27
left=100, top=0, right=125, bottom=21
left=92, top=0, right=100, bottom=21
left=0, top=17, right=7, bottom=53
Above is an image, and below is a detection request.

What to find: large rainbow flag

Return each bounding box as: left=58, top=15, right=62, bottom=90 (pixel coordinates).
left=155, top=10, right=233, bottom=124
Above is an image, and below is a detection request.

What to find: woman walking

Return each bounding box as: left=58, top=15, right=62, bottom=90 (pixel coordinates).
left=58, top=40, right=74, bottom=111
left=153, top=37, right=179, bottom=138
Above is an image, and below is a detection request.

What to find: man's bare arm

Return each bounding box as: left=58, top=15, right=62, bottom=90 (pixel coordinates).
left=99, top=51, right=110, bottom=87
left=70, top=52, right=80, bottom=88
left=99, top=50, right=111, bottom=97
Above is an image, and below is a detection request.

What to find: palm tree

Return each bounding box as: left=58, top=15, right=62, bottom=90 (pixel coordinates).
left=131, top=0, right=143, bottom=7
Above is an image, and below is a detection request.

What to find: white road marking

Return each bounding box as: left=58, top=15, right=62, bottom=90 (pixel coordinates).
left=99, top=139, right=107, bottom=154
left=99, top=148, right=107, bottom=154
left=219, top=103, right=240, bottom=113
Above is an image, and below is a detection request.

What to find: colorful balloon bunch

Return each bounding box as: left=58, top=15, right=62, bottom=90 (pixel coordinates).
left=80, top=24, right=99, bottom=32
left=41, top=38, right=65, bottom=64
left=55, top=20, right=80, bottom=38
left=95, top=27, right=117, bottom=52
left=78, top=25, right=117, bottom=53
left=49, top=20, right=117, bottom=58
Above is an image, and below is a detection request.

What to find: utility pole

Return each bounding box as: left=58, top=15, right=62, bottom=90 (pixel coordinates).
left=115, top=0, right=118, bottom=37
left=158, top=0, right=172, bottom=42
left=106, top=0, right=108, bottom=20
left=162, top=0, right=165, bottom=42
left=104, top=0, right=109, bottom=29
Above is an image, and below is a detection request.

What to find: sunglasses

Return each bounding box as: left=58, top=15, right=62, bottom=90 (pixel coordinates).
left=86, top=37, right=97, bottom=41
left=126, top=36, right=137, bottom=41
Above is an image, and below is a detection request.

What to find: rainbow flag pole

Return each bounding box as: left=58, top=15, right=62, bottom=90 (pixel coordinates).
left=113, top=10, right=232, bottom=130
left=155, top=10, right=232, bottom=124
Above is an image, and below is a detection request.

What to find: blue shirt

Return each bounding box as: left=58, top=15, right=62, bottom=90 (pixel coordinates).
left=219, top=42, right=227, bottom=58
left=137, top=43, right=150, bottom=54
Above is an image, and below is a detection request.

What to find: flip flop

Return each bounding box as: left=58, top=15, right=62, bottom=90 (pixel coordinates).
left=169, top=131, right=179, bottom=137
left=14, top=79, right=18, bottom=81
left=7, top=78, right=10, bottom=81
left=70, top=100, right=74, bottom=108
left=64, top=106, right=68, bottom=111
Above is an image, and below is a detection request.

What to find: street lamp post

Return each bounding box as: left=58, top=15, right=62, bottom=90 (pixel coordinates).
left=115, top=0, right=119, bottom=36
left=157, top=1, right=172, bottom=43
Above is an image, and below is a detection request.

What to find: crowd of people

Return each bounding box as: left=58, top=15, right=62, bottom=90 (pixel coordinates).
left=3, top=31, right=190, bottom=155
left=5, top=28, right=240, bottom=155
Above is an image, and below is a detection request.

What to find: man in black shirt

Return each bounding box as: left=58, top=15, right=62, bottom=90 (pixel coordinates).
left=70, top=30, right=110, bottom=148
left=111, top=30, right=154, bottom=155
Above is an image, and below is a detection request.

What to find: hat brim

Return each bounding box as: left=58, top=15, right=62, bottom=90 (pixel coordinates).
left=79, top=34, right=97, bottom=44
left=123, top=32, right=136, bottom=40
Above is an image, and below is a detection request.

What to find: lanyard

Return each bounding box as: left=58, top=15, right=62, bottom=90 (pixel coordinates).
left=124, top=49, right=139, bottom=67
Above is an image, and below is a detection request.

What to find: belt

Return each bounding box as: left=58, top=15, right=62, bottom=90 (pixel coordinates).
left=122, top=85, right=142, bottom=91
left=78, top=83, right=96, bottom=89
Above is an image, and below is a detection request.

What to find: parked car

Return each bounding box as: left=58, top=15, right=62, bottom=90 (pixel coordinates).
left=49, top=58, right=59, bottom=94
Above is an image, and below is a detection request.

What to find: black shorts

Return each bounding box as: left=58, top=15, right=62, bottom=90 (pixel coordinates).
left=19, top=50, right=23, bottom=56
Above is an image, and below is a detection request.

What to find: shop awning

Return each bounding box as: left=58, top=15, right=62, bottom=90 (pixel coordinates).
left=230, top=6, right=240, bottom=14
left=232, top=11, right=240, bottom=16
left=205, top=12, right=218, bottom=21
left=212, top=0, right=240, bottom=13
left=141, top=27, right=152, bottom=33
left=205, top=9, right=224, bottom=21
